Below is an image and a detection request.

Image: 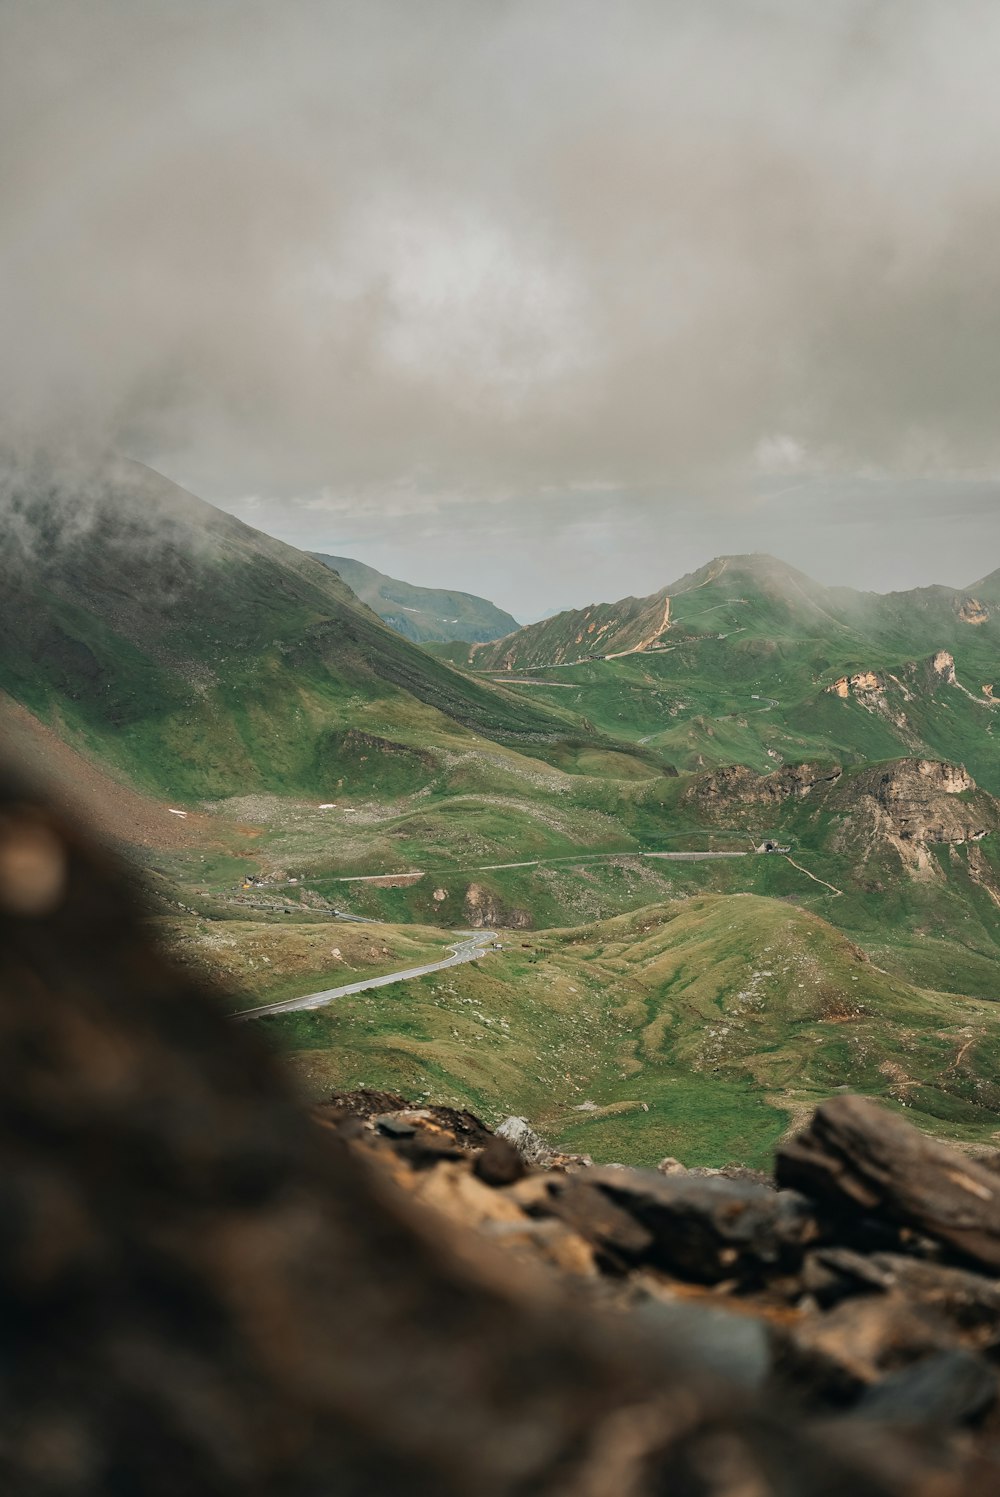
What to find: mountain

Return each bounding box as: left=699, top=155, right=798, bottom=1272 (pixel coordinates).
left=468, top=553, right=1000, bottom=671
left=10, top=477, right=1000, bottom=1167
left=456, top=552, right=1000, bottom=793
left=312, top=553, right=519, bottom=643
left=468, top=586, right=671, bottom=670
left=0, top=456, right=568, bottom=799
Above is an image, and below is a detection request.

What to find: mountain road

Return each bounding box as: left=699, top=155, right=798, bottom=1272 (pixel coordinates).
left=234, top=931, right=497, bottom=1020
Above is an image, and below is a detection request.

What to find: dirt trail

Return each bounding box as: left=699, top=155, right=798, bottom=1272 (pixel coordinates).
left=782, top=855, right=843, bottom=897
left=603, top=596, right=672, bottom=659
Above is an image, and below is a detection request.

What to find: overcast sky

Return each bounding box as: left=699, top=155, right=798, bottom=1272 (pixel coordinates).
left=4, top=0, right=1000, bottom=617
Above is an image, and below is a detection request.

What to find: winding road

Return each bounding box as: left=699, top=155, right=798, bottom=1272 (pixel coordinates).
left=234, top=931, right=497, bottom=1020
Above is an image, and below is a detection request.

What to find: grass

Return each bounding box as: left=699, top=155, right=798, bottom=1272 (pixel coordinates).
left=253, top=893, right=1000, bottom=1168
left=158, top=914, right=454, bottom=1014
left=0, top=460, right=586, bottom=801
left=458, top=554, right=1000, bottom=792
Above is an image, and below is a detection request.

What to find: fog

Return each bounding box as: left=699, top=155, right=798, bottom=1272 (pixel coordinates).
left=4, top=1, right=1000, bottom=614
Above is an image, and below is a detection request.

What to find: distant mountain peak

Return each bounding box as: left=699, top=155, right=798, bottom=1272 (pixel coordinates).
left=312, top=553, right=518, bottom=644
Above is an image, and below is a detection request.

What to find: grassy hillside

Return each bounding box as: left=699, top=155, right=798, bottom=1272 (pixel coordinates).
left=258, top=894, right=1000, bottom=1168
left=160, top=912, right=455, bottom=1014
left=313, top=553, right=519, bottom=643
left=470, top=587, right=671, bottom=669
left=456, top=554, right=1000, bottom=792
left=688, top=757, right=1000, bottom=999
left=0, top=456, right=579, bottom=799
left=8, top=472, right=1000, bottom=1150
left=471, top=552, right=1000, bottom=671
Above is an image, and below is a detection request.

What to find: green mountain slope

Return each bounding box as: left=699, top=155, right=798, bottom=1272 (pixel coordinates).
left=312, top=553, right=519, bottom=643
left=469, top=587, right=672, bottom=669
left=459, top=554, right=1000, bottom=792
left=261, top=892, right=1000, bottom=1167
left=0, top=456, right=570, bottom=799
left=470, top=552, right=1000, bottom=672
left=635, top=754, right=1000, bottom=998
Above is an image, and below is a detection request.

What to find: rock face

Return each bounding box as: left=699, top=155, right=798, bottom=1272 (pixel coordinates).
left=464, top=881, right=532, bottom=928
left=687, top=754, right=998, bottom=879
left=930, top=649, right=958, bottom=684
left=957, top=597, right=990, bottom=626
left=879, top=757, right=974, bottom=802
left=828, top=758, right=996, bottom=878
left=827, top=670, right=884, bottom=699
left=850, top=759, right=987, bottom=842
left=683, top=761, right=842, bottom=817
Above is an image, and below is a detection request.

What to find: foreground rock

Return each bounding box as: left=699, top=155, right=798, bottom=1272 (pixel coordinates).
left=325, top=1086, right=1000, bottom=1447
left=777, top=1094, right=1000, bottom=1270
left=3, top=757, right=1000, bottom=1494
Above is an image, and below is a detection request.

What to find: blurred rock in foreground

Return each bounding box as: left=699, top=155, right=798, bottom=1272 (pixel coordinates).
left=0, top=760, right=998, bottom=1495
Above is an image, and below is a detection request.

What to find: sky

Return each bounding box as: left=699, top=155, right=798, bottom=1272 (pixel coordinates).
left=3, top=0, right=1000, bottom=618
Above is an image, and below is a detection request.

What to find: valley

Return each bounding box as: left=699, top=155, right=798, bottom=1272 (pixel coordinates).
left=4, top=459, right=1000, bottom=1166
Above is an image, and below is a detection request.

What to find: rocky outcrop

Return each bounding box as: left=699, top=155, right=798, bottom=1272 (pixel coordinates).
left=830, top=759, right=996, bottom=877
left=464, top=881, right=532, bottom=928
left=827, top=670, right=884, bottom=699
left=326, top=1089, right=1000, bottom=1487
left=928, top=648, right=958, bottom=684
left=688, top=756, right=1000, bottom=880
left=684, top=761, right=842, bottom=817
left=853, top=759, right=981, bottom=839
left=957, top=596, right=990, bottom=625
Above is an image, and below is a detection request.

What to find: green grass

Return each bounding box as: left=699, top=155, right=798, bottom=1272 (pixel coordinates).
left=11, top=481, right=1000, bottom=1171
left=255, top=893, right=1000, bottom=1168
left=0, top=459, right=584, bottom=800
left=457, top=554, right=1000, bottom=792
left=159, top=913, right=454, bottom=1014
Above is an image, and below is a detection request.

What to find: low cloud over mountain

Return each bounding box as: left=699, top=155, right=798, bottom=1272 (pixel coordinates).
left=4, top=1, right=1000, bottom=611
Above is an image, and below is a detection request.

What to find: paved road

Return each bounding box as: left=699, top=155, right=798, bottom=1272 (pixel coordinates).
left=326, top=848, right=750, bottom=882
left=641, top=851, right=747, bottom=861
left=234, top=931, right=497, bottom=1020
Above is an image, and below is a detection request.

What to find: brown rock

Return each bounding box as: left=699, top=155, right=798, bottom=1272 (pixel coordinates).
left=473, top=1135, right=526, bottom=1187
left=589, top=1168, right=819, bottom=1283
left=535, top=1176, right=655, bottom=1267
left=780, top=1292, right=954, bottom=1400
left=0, top=764, right=714, bottom=1494
left=777, top=1096, right=1000, bottom=1272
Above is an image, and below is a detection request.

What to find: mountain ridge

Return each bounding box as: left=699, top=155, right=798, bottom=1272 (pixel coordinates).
left=464, top=550, right=999, bottom=670
left=0, top=455, right=573, bottom=798
left=312, top=552, right=519, bottom=644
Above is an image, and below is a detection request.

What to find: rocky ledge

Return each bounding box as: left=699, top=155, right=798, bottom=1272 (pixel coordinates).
left=846, top=758, right=994, bottom=851
left=682, top=760, right=843, bottom=815
left=320, top=1088, right=1000, bottom=1472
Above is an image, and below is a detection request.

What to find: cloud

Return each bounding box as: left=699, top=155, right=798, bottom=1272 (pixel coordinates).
left=3, top=0, right=999, bottom=605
